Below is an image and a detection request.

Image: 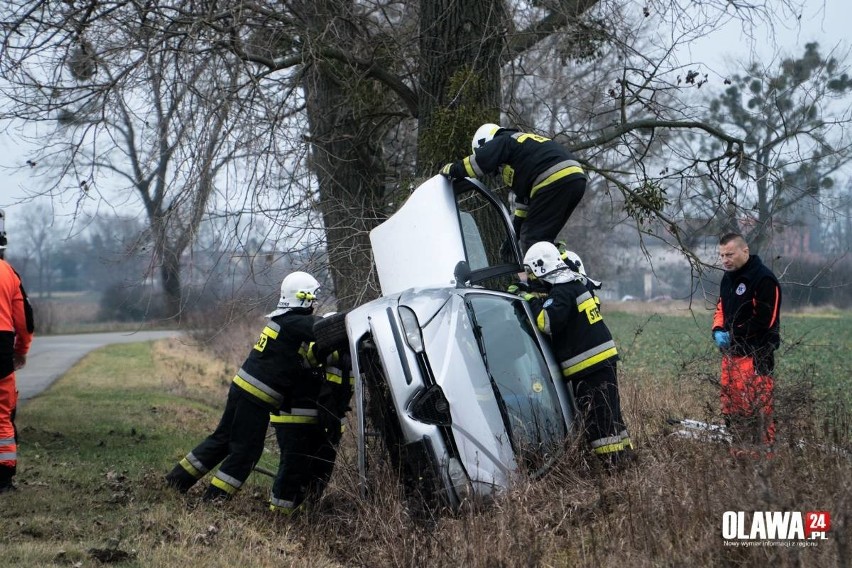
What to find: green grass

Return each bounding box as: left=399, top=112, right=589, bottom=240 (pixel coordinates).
left=1, top=318, right=849, bottom=567
left=606, top=309, right=852, bottom=402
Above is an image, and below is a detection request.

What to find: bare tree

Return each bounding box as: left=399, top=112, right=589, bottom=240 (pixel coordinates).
left=14, top=202, right=56, bottom=297
left=0, top=1, right=305, bottom=317
left=1, top=0, right=821, bottom=311
left=691, top=42, right=852, bottom=254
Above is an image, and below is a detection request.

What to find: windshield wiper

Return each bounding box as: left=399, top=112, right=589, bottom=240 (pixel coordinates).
left=465, top=301, right=517, bottom=451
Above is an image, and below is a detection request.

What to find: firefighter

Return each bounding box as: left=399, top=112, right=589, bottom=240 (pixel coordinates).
left=165, top=271, right=321, bottom=501
left=521, top=242, right=633, bottom=468
left=0, top=214, right=35, bottom=494
left=712, top=233, right=781, bottom=447
left=269, top=349, right=354, bottom=514
left=440, top=124, right=587, bottom=254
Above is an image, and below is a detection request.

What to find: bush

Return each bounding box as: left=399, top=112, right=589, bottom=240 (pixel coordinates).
left=780, top=257, right=852, bottom=309
left=98, top=282, right=166, bottom=322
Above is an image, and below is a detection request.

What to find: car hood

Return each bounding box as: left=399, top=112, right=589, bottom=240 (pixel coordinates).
left=371, top=176, right=466, bottom=297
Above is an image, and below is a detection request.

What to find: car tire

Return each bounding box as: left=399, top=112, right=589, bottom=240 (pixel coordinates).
left=314, top=310, right=349, bottom=353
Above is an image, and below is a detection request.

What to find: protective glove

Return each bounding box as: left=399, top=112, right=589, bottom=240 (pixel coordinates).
left=713, top=330, right=731, bottom=349
left=507, top=281, right=531, bottom=295
left=439, top=163, right=454, bottom=179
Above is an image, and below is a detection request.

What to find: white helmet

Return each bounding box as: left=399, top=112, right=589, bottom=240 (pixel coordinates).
left=472, top=123, right=502, bottom=151
left=561, top=250, right=586, bottom=276
left=523, top=242, right=568, bottom=281
left=276, top=271, right=320, bottom=309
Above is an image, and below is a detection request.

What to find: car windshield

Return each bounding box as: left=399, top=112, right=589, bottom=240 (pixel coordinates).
left=464, top=294, right=566, bottom=472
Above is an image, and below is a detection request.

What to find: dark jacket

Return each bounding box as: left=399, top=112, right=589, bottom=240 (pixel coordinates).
left=233, top=309, right=319, bottom=410
left=529, top=278, right=618, bottom=380
left=446, top=131, right=585, bottom=203
left=713, top=255, right=781, bottom=357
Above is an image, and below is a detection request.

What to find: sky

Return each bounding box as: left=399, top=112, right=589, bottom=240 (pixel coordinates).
left=0, top=0, right=850, bottom=231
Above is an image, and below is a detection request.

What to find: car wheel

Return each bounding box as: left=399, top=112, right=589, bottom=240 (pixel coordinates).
left=314, top=310, right=349, bottom=353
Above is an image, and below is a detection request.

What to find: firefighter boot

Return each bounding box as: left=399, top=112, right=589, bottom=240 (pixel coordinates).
left=201, top=484, right=232, bottom=503
left=165, top=463, right=199, bottom=493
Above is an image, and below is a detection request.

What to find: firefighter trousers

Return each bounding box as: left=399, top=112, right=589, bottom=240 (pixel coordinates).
left=519, top=176, right=586, bottom=253
left=269, top=422, right=339, bottom=514
left=166, top=383, right=271, bottom=499
left=570, top=362, right=633, bottom=459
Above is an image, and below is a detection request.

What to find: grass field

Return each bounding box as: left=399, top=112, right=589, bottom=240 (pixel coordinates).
left=1, top=309, right=849, bottom=567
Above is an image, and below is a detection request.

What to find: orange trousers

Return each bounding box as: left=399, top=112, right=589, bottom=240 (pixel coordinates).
left=0, top=372, right=17, bottom=472
left=720, top=355, right=775, bottom=445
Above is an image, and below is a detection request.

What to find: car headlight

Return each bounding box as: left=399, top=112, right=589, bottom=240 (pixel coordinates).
left=447, top=457, right=471, bottom=503
left=398, top=306, right=424, bottom=353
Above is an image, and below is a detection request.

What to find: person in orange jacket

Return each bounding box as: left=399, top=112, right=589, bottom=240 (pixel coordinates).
left=712, top=233, right=781, bottom=447
left=0, top=213, right=35, bottom=493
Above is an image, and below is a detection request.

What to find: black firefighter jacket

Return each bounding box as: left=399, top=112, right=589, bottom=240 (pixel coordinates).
left=445, top=131, right=585, bottom=207
left=529, top=279, right=619, bottom=380
left=233, top=309, right=319, bottom=410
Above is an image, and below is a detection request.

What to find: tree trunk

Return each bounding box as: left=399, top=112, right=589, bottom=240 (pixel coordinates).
left=298, top=0, right=385, bottom=310
left=159, top=245, right=182, bottom=319
left=416, top=0, right=506, bottom=173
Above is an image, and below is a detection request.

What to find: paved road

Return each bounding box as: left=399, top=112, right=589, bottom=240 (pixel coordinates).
left=15, top=330, right=181, bottom=402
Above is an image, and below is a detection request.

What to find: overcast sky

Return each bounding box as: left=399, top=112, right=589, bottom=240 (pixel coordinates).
left=1, top=0, right=849, bottom=228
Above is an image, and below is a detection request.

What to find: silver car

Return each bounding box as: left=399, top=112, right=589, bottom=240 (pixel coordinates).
left=329, top=175, right=576, bottom=510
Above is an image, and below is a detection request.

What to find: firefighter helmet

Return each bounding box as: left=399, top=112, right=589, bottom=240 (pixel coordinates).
left=472, top=123, right=502, bottom=151
left=523, top=242, right=568, bottom=280
left=561, top=250, right=586, bottom=276
left=277, top=271, right=320, bottom=309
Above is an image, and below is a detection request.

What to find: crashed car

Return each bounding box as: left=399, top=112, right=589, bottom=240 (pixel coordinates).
left=318, top=175, right=576, bottom=510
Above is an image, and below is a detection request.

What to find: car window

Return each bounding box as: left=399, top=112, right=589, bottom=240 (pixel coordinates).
left=454, top=183, right=521, bottom=289
left=465, top=294, right=566, bottom=471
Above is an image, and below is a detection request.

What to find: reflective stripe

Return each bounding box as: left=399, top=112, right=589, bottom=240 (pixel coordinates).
left=0, top=437, right=15, bottom=446
left=537, top=310, right=550, bottom=335
left=513, top=209, right=528, bottom=219
left=560, top=341, right=618, bottom=376
left=463, top=156, right=476, bottom=177
left=211, top=472, right=242, bottom=494
left=575, top=291, right=592, bottom=305
left=768, top=285, right=781, bottom=329
left=262, top=323, right=280, bottom=340
left=578, top=297, right=597, bottom=314
left=591, top=430, right=629, bottom=449
left=466, top=154, right=485, bottom=178
left=269, top=497, right=304, bottom=514
left=326, top=366, right=343, bottom=384
left=0, top=452, right=16, bottom=461
left=298, top=342, right=319, bottom=367
left=233, top=369, right=283, bottom=406
left=270, top=407, right=319, bottom=425
left=530, top=160, right=585, bottom=198
left=592, top=432, right=633, bottom=455
left=180, top=453, right=208, bottom=478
